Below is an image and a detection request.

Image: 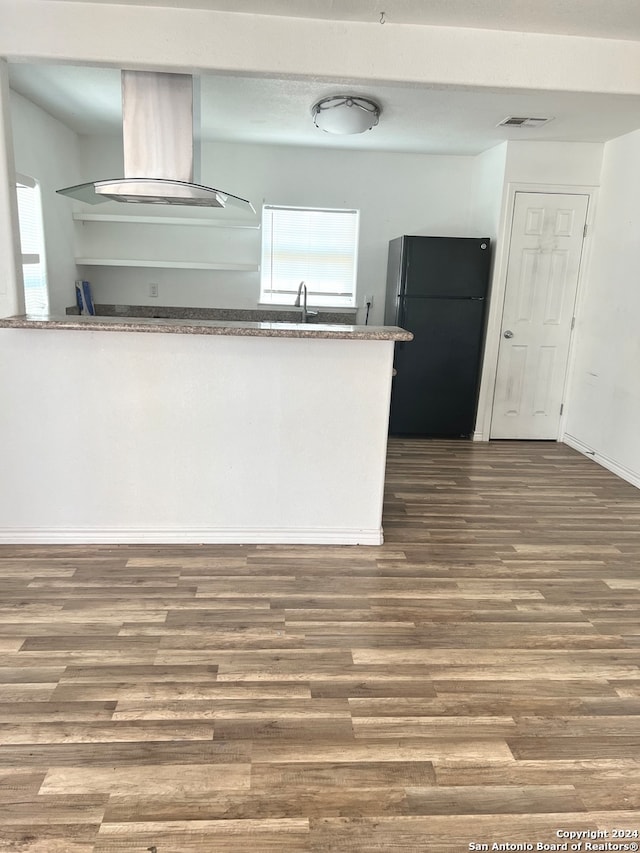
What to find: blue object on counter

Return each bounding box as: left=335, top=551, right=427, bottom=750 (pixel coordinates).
left=75, top=280, right=84, bottom=314
left=80, top=280, right=95, bottom=315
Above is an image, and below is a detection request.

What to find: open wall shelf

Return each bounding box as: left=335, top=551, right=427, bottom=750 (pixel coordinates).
left=73, top=213, right=260, bottom=229
left=75, top=258, right=258, bottom=271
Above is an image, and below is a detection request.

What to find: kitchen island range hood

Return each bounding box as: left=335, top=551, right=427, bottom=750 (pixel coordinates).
left=57, top=70, right=255, bottom=212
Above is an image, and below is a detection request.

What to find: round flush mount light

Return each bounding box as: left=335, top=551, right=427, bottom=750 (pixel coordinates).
left=311, top=95, right=381, bottom=135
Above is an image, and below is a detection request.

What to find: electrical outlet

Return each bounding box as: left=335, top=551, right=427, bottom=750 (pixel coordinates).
left=149, top=283, right=158, bottom=298
left=363, top=294, right=374, bottom=306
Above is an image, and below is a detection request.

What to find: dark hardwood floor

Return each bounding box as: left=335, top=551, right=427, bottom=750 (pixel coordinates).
left=1, top=439, right=639, bottom=852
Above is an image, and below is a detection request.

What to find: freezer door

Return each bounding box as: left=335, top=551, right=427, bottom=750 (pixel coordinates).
left=403, top=236, right=491, bottom=299
left=390, top=297, right=486, bottom=436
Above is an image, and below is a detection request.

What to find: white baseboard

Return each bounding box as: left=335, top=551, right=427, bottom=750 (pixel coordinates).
left=472, top=431, right=487, bottom=442
left=0, top=526, right=384, bottom=546
left=563, top=433, right=640, bottom=490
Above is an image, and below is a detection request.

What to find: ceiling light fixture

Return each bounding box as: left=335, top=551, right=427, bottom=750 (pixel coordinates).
left=312, top=95, right=381, bottom=135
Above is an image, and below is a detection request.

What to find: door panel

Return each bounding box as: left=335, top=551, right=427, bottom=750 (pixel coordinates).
left=490, top=192, right=589, bottom=440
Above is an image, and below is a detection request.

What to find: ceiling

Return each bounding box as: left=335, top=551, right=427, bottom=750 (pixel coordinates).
left=8, top=0, right=640, bottom=155
left=57, top=0, right=640, bottom=42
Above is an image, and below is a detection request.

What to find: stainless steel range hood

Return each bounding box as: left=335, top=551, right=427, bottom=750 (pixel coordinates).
left=57, top=71, right=255, bottom=212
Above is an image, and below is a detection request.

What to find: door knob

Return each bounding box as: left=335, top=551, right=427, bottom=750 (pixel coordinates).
left=503, top=330, right=514, bottom=339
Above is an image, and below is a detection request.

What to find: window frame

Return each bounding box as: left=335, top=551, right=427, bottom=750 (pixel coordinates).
left=16, top=173, right=49, bottom=317
left=260, top=204, right=359, bottom=309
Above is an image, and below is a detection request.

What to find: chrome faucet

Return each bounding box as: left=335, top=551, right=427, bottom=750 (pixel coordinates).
left=294, top=281, right=318, bottom=323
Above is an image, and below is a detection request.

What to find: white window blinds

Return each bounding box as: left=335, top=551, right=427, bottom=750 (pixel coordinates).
left=16, top=175, right=49, bottom=316
left=260, top=205, right=359, bottom=307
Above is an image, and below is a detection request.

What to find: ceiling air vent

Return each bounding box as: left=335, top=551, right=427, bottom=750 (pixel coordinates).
left=498, top=116, right=553, bottom=128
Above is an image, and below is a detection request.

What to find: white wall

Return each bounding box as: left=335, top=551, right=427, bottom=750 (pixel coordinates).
left=77, top=135, right=478, bottom=324
left=564, top=128, right=640, bottom=486
left=503, top=140, right=604, bottom=187
left=10, top=90, right=81, bottom=314
left=0, top=327, right=395, bottom=544
left=467, top=142, right=508, bottom=438
left=469, top=142, right=508, bottom=240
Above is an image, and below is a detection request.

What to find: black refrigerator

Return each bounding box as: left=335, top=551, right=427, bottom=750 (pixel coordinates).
left=385, top=235, right=491, bottom=437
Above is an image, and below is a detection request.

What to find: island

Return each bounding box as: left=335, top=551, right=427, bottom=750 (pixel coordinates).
left=0, top=316, right=412, bottom=545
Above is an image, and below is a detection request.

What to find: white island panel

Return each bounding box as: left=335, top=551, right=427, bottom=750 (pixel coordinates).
left=0, top=328, right=396, bottom=544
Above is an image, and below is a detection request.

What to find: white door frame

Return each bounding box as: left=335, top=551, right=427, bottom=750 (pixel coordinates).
left=474, top=182, right=599, bottom=442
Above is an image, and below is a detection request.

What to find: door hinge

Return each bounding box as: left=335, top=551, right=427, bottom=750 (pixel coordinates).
left=571, top=316, right=576, bottom=330
left=583, top=223, right=588, bottom=238
left=560, top=403, right=564, bottom=415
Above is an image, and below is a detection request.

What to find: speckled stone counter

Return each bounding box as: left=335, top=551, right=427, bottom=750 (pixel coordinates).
left=66, top=303, right=358, bottom=325
left=0, top=314, right=413, bottom=341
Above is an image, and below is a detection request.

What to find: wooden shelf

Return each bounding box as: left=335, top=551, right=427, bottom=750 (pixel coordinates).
left=75, top=258, right=258, bottom=271
left=73, top=213, right=260, bottom=229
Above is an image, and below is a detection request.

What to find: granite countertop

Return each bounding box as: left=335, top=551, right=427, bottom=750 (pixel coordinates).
left=66, top=303, right=358, bottom=325
left=0, top=314, right=413, bottom=341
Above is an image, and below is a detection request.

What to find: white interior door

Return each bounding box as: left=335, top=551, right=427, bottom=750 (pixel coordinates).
left=490, top=192, right=589, bottom=440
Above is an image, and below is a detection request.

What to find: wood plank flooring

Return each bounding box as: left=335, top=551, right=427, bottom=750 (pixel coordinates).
left=1, top=438, right=639, bottom=852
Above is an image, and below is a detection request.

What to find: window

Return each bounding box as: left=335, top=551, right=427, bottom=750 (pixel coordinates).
left=260, top=205, right=359, bottom=308
left=16, top=175, right=49, bottom=316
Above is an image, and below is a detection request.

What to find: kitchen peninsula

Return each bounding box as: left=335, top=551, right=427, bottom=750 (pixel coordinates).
left=0, top=316, right=412, bottom=545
